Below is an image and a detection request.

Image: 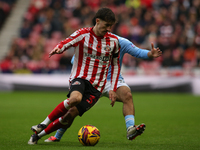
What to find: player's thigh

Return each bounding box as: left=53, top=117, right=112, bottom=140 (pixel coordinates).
left=70, top=91, right=83, bottom=102
left=76, top=80, right=101, bottom=117
left=116, top=86, right=132, bottom=102
left=76, top=93, right=100, bottom=116
left=68, top=78, right=86, bottom=102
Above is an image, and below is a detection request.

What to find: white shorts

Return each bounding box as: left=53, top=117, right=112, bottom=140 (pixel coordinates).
left=101, top=79, right=130, bottom=98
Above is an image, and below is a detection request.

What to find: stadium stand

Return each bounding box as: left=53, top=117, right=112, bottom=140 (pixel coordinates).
left=0, top=0, right=30, bottom=67
left=0, top=0, right=200, bottom=75
left=0, top=0, right=200, bottom=94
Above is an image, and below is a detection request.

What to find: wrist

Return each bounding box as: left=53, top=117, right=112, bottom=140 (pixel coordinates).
left=148, top=51, right=153, bottom=58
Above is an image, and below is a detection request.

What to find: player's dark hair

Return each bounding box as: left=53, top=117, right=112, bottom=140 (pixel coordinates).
left=92, top=8, right=116, bottom=25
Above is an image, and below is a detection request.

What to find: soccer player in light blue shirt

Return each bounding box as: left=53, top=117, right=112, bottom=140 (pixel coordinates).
left=44, top=35, right=162, bottom=142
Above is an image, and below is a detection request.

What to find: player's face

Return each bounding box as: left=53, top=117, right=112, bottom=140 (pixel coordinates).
left=96, top=19, right=114, bottom=36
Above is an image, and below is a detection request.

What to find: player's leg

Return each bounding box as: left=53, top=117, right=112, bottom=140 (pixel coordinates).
left=28, top=79, right=101, bottom=144
left=102, top=80, right=135, bottom=128
left=44, top=128, right=67, bottom=142
left=44, top=106, right=78, bottom=142
left=30, top=98, right=71, bottom=134
left=30, top=78, right=85, bottom=134
left=114, top=81, right=146, bottom=140
left=28, top=107, right=79, bottom=145
left=44, top=95, right=99, bottom=143
left=28, top=78, right=85, bottom=145
left=44, top=80, right=102, bottom=143
left=116, top=85, right=135, bottom=117
left=31, top=90, right=82, bottom=134
left=44, top=119, right=72, bottom=142
left=39, top=107, right=78, bottom=136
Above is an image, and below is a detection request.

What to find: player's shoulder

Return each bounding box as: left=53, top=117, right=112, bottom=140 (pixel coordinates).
left=77, top=27, right=91, bottom=33
left=73, top=27, right=91, bottom=35
left=77, top=27, right=91, bottom=34
left=107, top=32, right=119, bottom=41
left=110, top=34, right=130, bottom=43
left=117, top=36, right=130, bottom=43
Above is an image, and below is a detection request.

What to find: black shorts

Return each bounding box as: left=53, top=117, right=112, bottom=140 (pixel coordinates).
left=67, top=78, right=102, bottom=116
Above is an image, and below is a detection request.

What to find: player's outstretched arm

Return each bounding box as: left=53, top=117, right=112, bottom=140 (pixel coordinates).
left=148, top=43, right=162, bottom=58
left=109, top=90, right=117, bottom=107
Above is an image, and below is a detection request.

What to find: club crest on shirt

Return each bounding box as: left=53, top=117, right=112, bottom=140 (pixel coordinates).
left=104, top=45, right=111, bottom=52
left=72, top=81, right=81, bottom=85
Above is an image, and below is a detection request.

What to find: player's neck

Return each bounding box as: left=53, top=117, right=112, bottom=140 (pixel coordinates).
left=93, top=26, right=102, bottom=37
left=93, top=26, right=99, bottom=36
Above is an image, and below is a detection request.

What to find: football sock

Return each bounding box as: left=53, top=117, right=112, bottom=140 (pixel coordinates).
left=44, top=117, right=67, bottom=134
left=125, top=115, right=135, bottom=130
left=38, top=130, right=47, bottom=138
left=54, top=128, right=67, bottom=140
left=48, top=99, right=70, bottom=121
left=40, top=116, right=51, bottom=126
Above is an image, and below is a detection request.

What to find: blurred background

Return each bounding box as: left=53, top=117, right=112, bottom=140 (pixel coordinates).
left=0, top=0, right=200, bottom=94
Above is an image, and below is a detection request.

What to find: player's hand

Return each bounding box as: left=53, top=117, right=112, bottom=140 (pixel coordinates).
left=49, top=47, right=62, bottom=58
left=150, top=43, right=162, bottom=58
left=109, top=90, right=117, bottom=107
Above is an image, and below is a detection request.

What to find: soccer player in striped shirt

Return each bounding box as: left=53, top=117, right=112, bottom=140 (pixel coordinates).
left=43, top=36, right=162, bottom=142
left=28, top=8, right=120, bottom=145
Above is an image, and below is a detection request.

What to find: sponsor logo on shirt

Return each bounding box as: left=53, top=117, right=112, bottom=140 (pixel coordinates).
left=84, top=53, right=109, bottom=61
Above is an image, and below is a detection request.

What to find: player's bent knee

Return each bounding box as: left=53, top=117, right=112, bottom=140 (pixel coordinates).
left=123, top=92, right=133, bottom=103
left=127, top=92, right=133, bottom=99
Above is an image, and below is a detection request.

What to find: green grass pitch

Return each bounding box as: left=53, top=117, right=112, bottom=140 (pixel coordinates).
left=0, top=91, right=200, bottom=150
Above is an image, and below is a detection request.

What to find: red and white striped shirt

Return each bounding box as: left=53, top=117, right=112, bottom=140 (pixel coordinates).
left=56, top=27, right=120, bottom=93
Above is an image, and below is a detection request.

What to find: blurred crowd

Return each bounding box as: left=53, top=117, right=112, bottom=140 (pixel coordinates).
left=0, top=0, right=16, bottom=29
left=0, top=0, right=200, bottom=75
